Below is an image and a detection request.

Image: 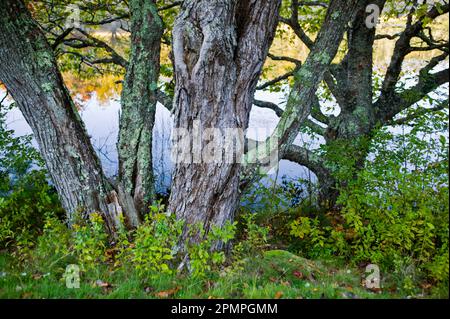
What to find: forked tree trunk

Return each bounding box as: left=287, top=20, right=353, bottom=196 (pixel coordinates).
left=0, top=0, right=125, bottom=233
left=243, top=0, right=360, bottom=211
left=118, top=0, right=163, bottom=223
left=317, top=0, right=385, bottom=208
left=169, top=0, right=281, bottom=245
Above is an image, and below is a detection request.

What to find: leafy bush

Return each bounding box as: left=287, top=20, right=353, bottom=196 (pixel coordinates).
left=30, top=213, right=72, bottom=270
left=234, top=213, right=270, bottom=257
left=132, top=201, right=237, bottom=278
left=132, top=203, right=183, bottom=277
left=289, top=113, right=449, bottom=290
left=186, top=220, right=236, bottom=278
left=0, top=103, right=64, bottom=249
left=73, top=213, right=109, bottom=271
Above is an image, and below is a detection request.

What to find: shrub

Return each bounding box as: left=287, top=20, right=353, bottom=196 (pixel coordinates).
left=31, top=213, right=72, bottom=270
left=186, top=220, right=236, bottom=278
left=132, top=204, right=183, bottom=277
left=72, top=213, right=109, bottom=271
left=0, top=103, right=64, bottom=250
left=131, top=201, right=237, bottom=279
left=289, top=113, right=449, bottom=289
left=234, top=213, right=270, bottom=257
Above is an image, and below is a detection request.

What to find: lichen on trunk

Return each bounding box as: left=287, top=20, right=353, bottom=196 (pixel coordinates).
left=0, top=0, right=127, bottom=234
left=118, top=0, right=163, bottom=224
left=169, top=0, right=281, bottom=248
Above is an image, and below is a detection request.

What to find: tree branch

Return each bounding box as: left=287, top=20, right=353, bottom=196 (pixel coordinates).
left=304, top=118, right=327, bottom=136
left=380, top=3, right=449, bottom=97
left=158, top=0, right=183, bottom=11
left=253, top=99, right=284, bottom=117
left=391, top=99, right=449, bottom=126
left=282, top=144, right=327, bottom=178
left=376, top=63, right=449, bottom=123
left=51, top=27, right=74, bottom=50
left=76, top=28, right=127, bottom=67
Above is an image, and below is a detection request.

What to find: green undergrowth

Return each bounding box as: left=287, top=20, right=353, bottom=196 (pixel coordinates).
left=0, top=249, right=410, bottom=299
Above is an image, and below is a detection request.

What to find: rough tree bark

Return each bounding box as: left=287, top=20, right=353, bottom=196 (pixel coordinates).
left=315, top=0, right=385, bottom=207
left=314, top=0, right=448, bottom=208
left=276, top=1, right=449, bottom=208
left=169, top=0, right=281, bottom=245
left=0, top=0, right=126, bottom=233
left=118, top=0, right=163, bottom=224
left=246, top=0, right=360, bottom=175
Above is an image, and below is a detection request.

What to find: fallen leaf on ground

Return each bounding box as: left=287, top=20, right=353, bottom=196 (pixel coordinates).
left=368, top=287, right=382, bottom=293
left=155, top=286, right=181, bottom=298
left=274, top=291, right=284, bottom=299
left=421, top=282, right=432, bottom=290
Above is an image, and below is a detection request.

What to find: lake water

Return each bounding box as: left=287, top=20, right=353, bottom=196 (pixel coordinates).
left=1, top=20, right=448, bottom=194
left=3, top=87, right=319, bottom=194
left=3, top=72, right=448, bottom=195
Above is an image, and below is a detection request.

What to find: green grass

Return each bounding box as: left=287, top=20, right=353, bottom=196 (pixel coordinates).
left=0, top=250, right=413, bottom=299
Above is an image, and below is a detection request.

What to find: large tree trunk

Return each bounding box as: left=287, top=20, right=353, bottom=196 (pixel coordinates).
left=327, top=0, right=383, bottom=139
left=317, top=0, right=386, bottom=208
left=118, top=0, right=163, bottom=224
left=169, top=0, right=281, bottom=246
left=247, top=0, right=360, bottom=166
left=0, top=0, right=126, bottom=233
left=245, top=0, right=360, bottom=212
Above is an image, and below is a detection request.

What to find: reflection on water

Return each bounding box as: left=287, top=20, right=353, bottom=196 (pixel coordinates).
left=2, top=18, right=449, bottom=194
left=3, top=92, right=175, bottom=193
left=5, top=76, right=447, bottom=194
left=3, top=88, right=310, bottom=194
left=67, top=73, right=124, bottom=106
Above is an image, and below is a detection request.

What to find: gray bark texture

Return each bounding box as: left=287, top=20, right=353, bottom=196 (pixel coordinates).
left=168, top=0, right=281, bottom=245
left=279, top=0, right=448, bottom=208
left=315, top=0, right=384, bottom=207
left=243, top=0, right=360, bottom=199
left=269, top=0, right=360, bottom=154
left=0, top=0, right=125, bottom=233
left=118, top=0, right=163, bottom=224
